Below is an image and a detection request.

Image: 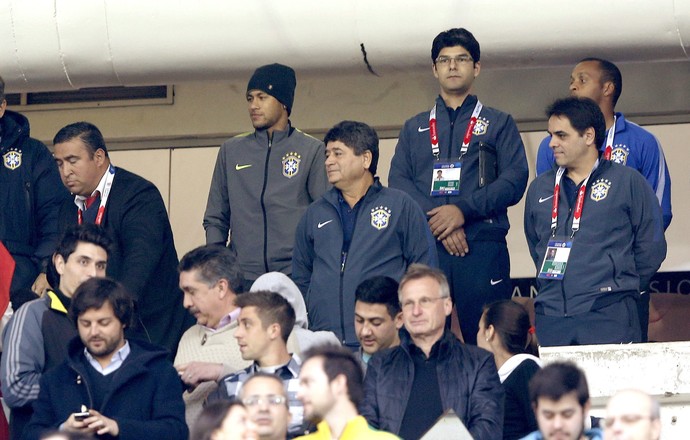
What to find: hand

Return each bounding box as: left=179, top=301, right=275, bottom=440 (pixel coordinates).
left=176, top=361, right=224, bottom=387
left=441, top=228, right=470, bottom=257
left=31, top=273, right=50, bottom=296
left=427, top=205, right=465, bottom=241
left=83, top=409, right=119, bottom=436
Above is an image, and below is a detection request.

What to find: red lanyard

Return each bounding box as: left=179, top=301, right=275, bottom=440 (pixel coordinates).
left=429, top=100, right=483, bottom=159
left=551, top=161, right=599, bottom=237
left=602, top=115, right=617, bottom=160
left=78, top=166, right=115, bottom=226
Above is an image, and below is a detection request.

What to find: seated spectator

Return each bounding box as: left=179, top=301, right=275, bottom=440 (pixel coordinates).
left=239, top=373, right=290, bottom=440
left=175, top=245, right=251, bottom=427
left=1, top=224, right=111, bottom=440
left=603, top=389, right=661, bottom=440
left=191, top=401, right=258, bottom=440
left=250, top=272, right=339, bottom=354
left=477, top=300, right=542, bottom=440
left=523, top=361, right=602, bottom=440
left=361, top=264, right=504, bottom=440
left=295, top=344, right=398, bottom=439
left=353, top=276, right=402, bottom=373
left=208, top=291, right=307, bottom=438
left=23, top=278, right=188, bottom=440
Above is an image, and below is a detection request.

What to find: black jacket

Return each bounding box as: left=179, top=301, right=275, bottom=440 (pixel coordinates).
left=361, top=330, right=504, bottom=440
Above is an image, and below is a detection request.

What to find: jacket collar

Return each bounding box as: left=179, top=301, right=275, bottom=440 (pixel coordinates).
left=324, top=177, right=383, bottom=207
left=253, top=122, right=293, bottom=144
left=399, top=328, right=456, bottom=358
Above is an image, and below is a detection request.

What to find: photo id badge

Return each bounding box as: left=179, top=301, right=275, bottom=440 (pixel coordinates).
left=430, top=161, right=461, bottom=196
left=538, top=238, right=572, bottom=280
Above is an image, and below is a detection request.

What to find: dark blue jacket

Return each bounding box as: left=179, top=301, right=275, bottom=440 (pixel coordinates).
left=292, top=179, right=437, bottom=345
left=361, top=330, right=504, bottom=440
left=23, top=337, right=188, bottom=440
left=0, top=110, right=69, bottom=296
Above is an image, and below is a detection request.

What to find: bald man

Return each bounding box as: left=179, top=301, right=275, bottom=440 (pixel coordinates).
left=604, top=389, right=661, bottom=440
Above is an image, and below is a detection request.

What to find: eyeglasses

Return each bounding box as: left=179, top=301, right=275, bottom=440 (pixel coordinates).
left=603, top=414, right=654, bottom=428
left=401, top=296, right=447, bottom=310
left=242, top=394, right=287, bottom=407
left=435, top=55, right=474, bottom=66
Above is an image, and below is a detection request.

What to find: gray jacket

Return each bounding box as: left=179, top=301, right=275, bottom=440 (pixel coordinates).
left=204, top=124, right=328, bottom=281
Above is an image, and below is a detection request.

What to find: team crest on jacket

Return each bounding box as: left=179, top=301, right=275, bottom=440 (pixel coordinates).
left=282, top=152, right=301, bottom=178
left=610, top=144, right=629, bottom=165
left=370, top=206, right=391, bottom=230
left=473, top=117, right=489, bottom=136
left=590, top=179, right=611, bottom=202
left=3, top=149, right=21, bottom=170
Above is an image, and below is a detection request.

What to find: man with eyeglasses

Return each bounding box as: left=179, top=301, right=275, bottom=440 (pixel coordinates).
left=603, top=389, right=661, bottom=440
left=388, top=28, right=528, bottom=345
left=240, top=373, right=291, bottom=440
left=361, top=264, right=504, bottom=440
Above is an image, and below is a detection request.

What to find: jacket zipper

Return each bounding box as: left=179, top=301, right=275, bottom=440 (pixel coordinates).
left=339, top=251, right=348, bottom=344
left=72, top=366, right=95, bottom=410
left=260, top=134, right=273, bottom=274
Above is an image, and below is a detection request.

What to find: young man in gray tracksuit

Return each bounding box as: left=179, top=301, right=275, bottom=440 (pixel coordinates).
left=204, top=64, right=329, bottom=286
left=292, top=121, right=437, bottom=347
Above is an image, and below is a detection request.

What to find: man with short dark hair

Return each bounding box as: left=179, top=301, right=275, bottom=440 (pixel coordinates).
left=1, top=224, right=111, bottom=440
left=23, top=278, right=188, bottom=440
left=174, top=245, right=251, bottom=427
left=523, top=362, right=602, bottom=440
left=0, top=74, right=70, bottom=309
left=240, top=373, right=291, bottom=440
left=204, top=63, right=328, bottom=287
left=388, top=28, right=529, bottom=345
left=524, top=97, right=666, bottom=346
left=295, top=345, right=398, bottom=440
left=361, top=264, right=504, bottom=440
left=293, top=120, right=436, bottom=347
left=208, top=290, right=306, bottom=438
left=603, top=389, right=661, bottom=440
left=54, top=121, right=193, bottom=356
left=353, top=276, right=402, bottom=373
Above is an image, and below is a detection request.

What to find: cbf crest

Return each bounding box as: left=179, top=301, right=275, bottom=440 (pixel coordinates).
left=610, top=144, right=629, bottom=165
left=370, top=206, right=391, bottom=230
left=590, top=178, right=611, bottom=202
left=3, top=149, right=22, bottom=170
left=282, top=152, right=301, bottom=178
left=473, top=117, right=489, bottom=136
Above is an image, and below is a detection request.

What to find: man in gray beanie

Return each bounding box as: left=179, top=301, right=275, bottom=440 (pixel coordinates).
left=204, top=64, right=328, bottom=288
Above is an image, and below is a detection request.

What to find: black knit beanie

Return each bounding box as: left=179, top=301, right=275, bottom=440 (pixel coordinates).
left=246, top=63, right=296, bottom=115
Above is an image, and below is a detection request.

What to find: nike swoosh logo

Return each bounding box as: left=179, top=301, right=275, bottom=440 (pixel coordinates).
left=235, top=164, right=252, bottom=170
left=317, top=220, right=333, bottom=229
left=490, top=279, right=503, bottom=286
left=538, top=195, right=554, bottom=203
left=418, top=126, right=430, bottom=132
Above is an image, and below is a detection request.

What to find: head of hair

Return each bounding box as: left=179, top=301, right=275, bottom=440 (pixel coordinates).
left=179, top=245, right=245, bottom=294
left=482, top=300, right=539, bottom=357
left=69, top=278, right=134, bottom=329
left=355, top=276, right=401, bottom=319
left=398, top=263, right=450, bottom=301
left=323, top=120, right=379, bottom=176
left=240, top=372, right=288, bottom=402
left=529, top=361, right=589, bottom=407
left=431, top=28, right=480, bottom=64
left=0, top=74, right=5, bottom=102
left=579, top=57, right=622, bottom=106
left=47, top=224, right=113, bottom=289
left=190, top=400, right=245, bottom=440
left=53, top=122, right=109, bottom=158
left=235, top=290, right=296, bottom=342
left=546, top=96, right=606, bottom=148
left=302, top=344, right=364, bottom=407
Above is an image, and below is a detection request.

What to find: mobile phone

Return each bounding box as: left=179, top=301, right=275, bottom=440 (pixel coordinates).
left=74, top=411, right=90, bottom=421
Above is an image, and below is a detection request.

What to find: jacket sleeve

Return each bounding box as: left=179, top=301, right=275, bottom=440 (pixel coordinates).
left=455, top=114, right=529, bottom=222
left=360, top=354, right=382, bottom=429
left=400, top=197, right=438, bottom=268
left=523, top=184, right=541, bottom=267
left=115, top=363, right=188, bottom=440
left=535, top=135, right=555, bottom=176
left=635, top=133, right=672, bottom=230
left=306, top=141, right=329, bottom=202
left=291, top=212, right=314, bottom=298
left=0, top=303, right=45, bottom=408
left=388, top=124, right=437, bottom=213
left=467, top=352, right=505, bottom=440
left=629, top=174, right=667, bottom=292
left=203, top=146, right=231, bottom=245
left=30, top=140, right=71, bottom=266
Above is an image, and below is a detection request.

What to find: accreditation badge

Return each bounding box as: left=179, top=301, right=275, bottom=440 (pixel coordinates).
left=538, top=238, right=572, bottom=280
left=430, top=161, right=461, bottom=196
